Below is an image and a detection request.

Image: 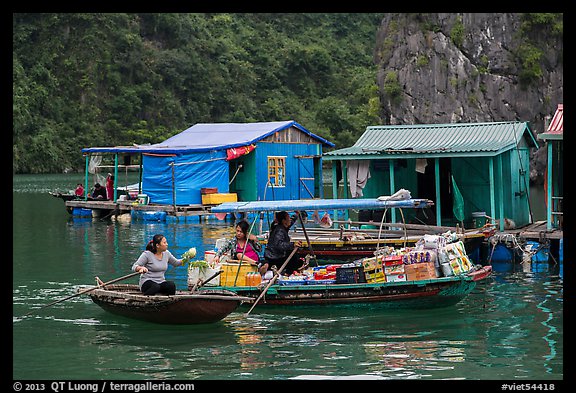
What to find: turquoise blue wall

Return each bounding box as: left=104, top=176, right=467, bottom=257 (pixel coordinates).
left=254, top=142, right=324, bottom=201
left=353, top=150, right=533, bottom=228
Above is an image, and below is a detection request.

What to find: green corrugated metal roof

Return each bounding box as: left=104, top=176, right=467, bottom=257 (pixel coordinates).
left=324, top=121, right=538, bottom=160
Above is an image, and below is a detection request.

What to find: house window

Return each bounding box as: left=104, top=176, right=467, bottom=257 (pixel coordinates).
left=268, top=156, right=286, bottom=187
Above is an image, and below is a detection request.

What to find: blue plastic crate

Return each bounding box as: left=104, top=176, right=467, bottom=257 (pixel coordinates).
left=72, top=207, right=92, bottom=217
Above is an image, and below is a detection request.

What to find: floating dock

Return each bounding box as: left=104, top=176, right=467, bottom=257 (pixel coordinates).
left=481, top=220, right=563, bottom=265
left=65, top=199, right=225, bottom=222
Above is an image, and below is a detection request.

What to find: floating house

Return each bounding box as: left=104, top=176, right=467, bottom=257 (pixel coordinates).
left=81, top=121, right=334, bottom=207
left=537, top=104, right=563, bottom=230
left=323, top=121, right=539, bottom=231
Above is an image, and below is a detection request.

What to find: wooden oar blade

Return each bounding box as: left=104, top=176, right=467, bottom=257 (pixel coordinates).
left=21, top=271, right=141, bottom=318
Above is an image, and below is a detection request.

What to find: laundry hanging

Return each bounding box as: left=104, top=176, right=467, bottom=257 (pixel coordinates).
left=347, top=160, right=371, bottom=198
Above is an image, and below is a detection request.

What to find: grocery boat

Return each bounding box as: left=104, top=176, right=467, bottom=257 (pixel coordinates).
left=218, top=265, right=492, bottom=308
left=204, top=197, right=493, bottom=309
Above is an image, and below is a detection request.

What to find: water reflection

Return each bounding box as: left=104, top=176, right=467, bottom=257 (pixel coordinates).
left=13, top=177, right=564, bottom=380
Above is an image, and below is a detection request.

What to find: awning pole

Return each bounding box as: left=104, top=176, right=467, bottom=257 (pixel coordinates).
left=171, top=162, right=176, bottom=211
left=84, top=154, right=89, bottom=201
left=389, top=160, right=396, bottom=224
left=435, top=158, right=441, bottom=226
left=113, top=153, right=118, bottom=202
left=139, top=154, right=143, bottom=194
left=497, top=155, right=504, bottom=232
left=487, top=156, right=496, bottom=229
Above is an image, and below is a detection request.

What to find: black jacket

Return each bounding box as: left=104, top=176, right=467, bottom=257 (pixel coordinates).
left=264, top=224, right=294, bottom=261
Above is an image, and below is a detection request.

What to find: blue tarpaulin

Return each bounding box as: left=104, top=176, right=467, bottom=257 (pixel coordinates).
left=82, top=120, right=334, bottom=154
left=143, top=151, right=228, bottom=205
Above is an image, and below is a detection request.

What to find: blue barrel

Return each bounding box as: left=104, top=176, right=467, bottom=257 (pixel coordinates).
left=525, top=240, right=549, bottom=263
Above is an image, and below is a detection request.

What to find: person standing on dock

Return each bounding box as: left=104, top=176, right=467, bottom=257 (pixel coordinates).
left=260, top=211, right=303, bottom=276
left=106, top=174, right=114, bottom=201
left=132, top=234, right=186, bottom=295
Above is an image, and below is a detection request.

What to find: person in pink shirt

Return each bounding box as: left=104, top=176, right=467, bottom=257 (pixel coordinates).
left=215, top=220, right=262, bottom=265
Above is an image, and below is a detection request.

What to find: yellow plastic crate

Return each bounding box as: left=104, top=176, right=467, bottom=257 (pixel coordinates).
left=364, top=268, right=385, bottom=283
left=219, top=262, right=257, bottom=287
left=202, top=193, right=238, bottom=205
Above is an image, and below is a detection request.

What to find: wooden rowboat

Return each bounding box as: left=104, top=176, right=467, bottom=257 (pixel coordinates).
left=85, top=284, right=253, bottom=324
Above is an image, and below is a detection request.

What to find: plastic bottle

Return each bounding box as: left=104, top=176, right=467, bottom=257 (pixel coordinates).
left=246, top=272, right=255, bottom=286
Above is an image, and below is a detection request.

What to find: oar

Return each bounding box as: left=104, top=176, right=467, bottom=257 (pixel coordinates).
left=190, top=270, right=223, bottom=292
left=22, top=271, right=141, bottom=317
left=296, top=211, right=317, bottom=267
left=244, top=246, right=299, bottom=317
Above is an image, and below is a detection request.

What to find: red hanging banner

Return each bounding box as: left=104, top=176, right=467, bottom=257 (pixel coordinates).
left=226, top=144, right=256, bottom=161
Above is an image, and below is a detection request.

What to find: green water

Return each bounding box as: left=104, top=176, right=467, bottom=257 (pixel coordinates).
left=13, top=174, right=563, bottom=381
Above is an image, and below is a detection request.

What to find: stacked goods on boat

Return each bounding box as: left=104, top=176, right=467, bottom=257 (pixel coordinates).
left=192, top=232, right=476, bottom=288
left=361, top=256, right=386, bottom=283
left=383, top=254, right=407, bottom=282
left=272, top=232, right=475, bottom=286
left=437, top=240, right=473, bottom=276
left=219, top=262, right=258, bottom=286
left=188, top=258, right=260, bottom=288
left=335, top=263, right=366, bottom=284
left=409, top=233, right=474, bottom=278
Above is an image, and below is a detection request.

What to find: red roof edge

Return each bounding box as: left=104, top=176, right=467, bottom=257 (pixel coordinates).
left=547, top=104, right=563, bottom=134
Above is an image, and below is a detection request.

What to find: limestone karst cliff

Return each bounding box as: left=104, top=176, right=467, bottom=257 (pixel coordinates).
left=374, top=13, right=563, bottom=183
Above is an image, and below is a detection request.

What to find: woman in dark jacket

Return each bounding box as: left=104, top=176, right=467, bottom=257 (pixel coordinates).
left=260, top=211, right=302, bottom=276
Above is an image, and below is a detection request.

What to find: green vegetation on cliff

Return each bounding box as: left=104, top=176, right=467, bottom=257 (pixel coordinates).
left=13, top=13, right=384, bottom=173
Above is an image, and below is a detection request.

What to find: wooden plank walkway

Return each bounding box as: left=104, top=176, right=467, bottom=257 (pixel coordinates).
left=65, top=200, right=217, bottom=217
left=504, top=220, right=563, bottom=242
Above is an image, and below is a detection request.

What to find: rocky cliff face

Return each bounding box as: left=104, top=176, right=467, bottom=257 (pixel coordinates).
left=374, top=13, right=563, bottom=183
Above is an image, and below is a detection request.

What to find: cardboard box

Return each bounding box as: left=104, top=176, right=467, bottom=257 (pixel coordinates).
left=202, top=193, right=238, bottom=205
left=386, top=274, right=407, bottom=282
left=383, top=255, right=403, bottom=266
left=404, top=262, right=437, bottom=281
left=403, top=250, right=437, bottom=265
left=384, top=264, right=405, bottom=275
left=335, top=266, right=366, bottom=284
left=361, top=256, right=381, bottom=271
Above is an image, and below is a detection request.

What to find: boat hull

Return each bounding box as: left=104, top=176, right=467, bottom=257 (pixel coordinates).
left=284, top=233, right=485, bottom=261
left=88, top=284, right=251, bottom=324
left=219, top=266, right=492, bottom=309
